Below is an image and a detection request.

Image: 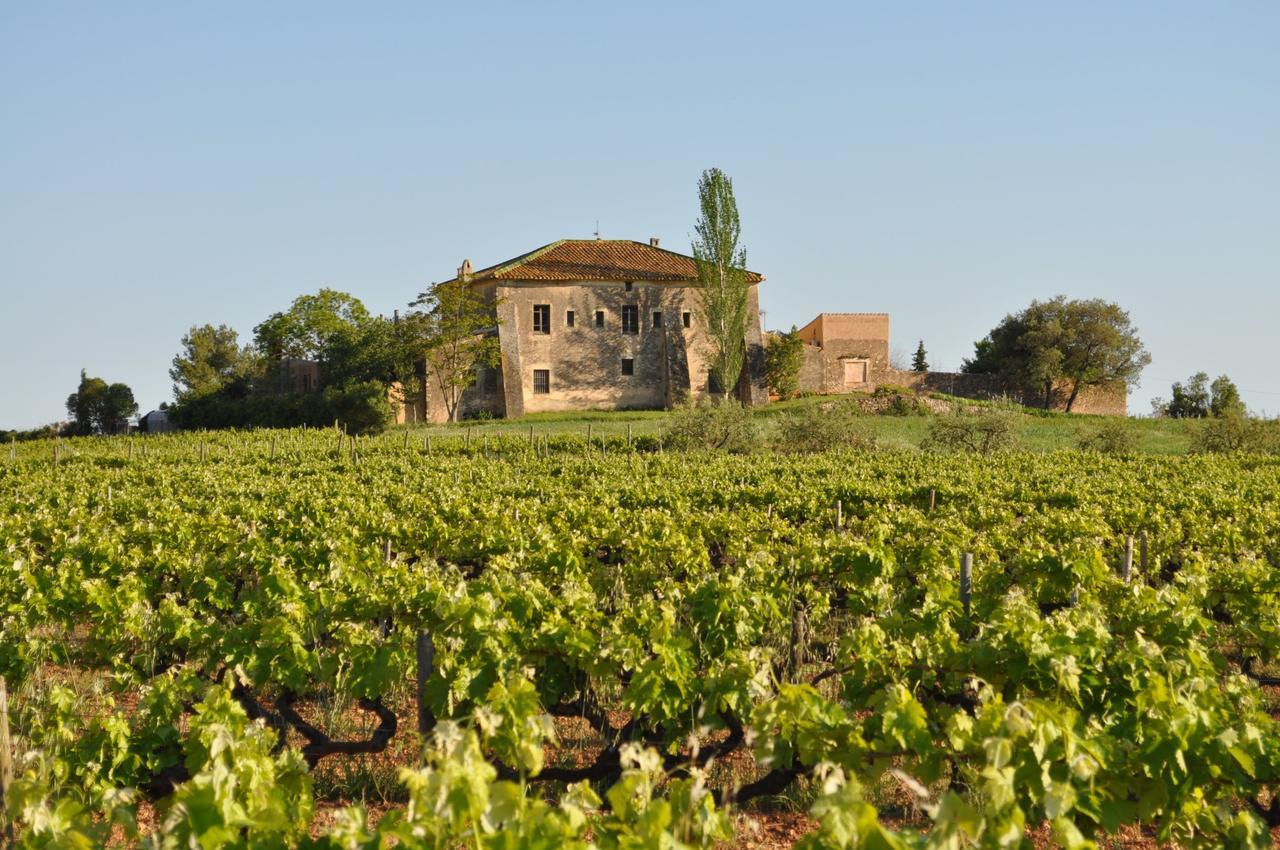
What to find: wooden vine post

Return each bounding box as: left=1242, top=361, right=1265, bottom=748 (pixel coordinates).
left=960, top=553, right=973, bottom=619
left=928, top=488, right=936, bottom=512
left=1122, top=534, right=1134, bottom=584
left=1, top=675, right=13, bottom=846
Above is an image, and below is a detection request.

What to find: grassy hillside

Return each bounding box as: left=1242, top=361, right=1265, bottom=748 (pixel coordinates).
left=397, top=394, right=1197, bottom=454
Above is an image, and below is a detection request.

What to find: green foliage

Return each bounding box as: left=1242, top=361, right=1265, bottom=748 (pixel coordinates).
left=4, top=432, right=1280, bottom=848
left=1210, top=375, right=1246, bottom=418
left=64, top=369, right=138, bottom=435
left=691, top=167, right=752, bottom=399
left=922, top=407, right=1020, bottom=453
left=764, top=326, right=805, bottom=400
left=873, top=384, right=930, bottom=416
left=409, top=275, right=503, bottom=423
left=661, top=399, right=759, bottom=452
left=1193, top=413, right=1280, bottom=454
left=169, top=379, right=392, bottom=434
left=911, top=339, right=928, bottom=372
left=169, top=324, right=261, bottom=403
left=252, top=288, right=372, bottom=363
left=774, top=401, right=876, bottom=453
left=963, top=296, right=1150, bottom=412
left=1077, top=418, right=1139, bottom=454
left=1163, top=371, right=1212, bottom=418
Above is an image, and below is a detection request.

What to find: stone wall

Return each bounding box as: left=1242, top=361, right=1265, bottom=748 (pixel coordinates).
left=878, top=370, right=1128, bottom=415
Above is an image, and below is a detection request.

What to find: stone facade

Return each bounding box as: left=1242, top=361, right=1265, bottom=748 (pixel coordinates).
left=405, top=239, right=767, bottom=423
left=794, top=313, right=892, bottom=393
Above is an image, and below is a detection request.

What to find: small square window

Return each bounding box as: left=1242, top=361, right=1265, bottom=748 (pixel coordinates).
left=682, top=311, right=691, bottom=328
left=595, top=310, right=605, bottom=328
left=533, top=369, right=550, bottom=394
left=533, top=304, right=551, bottom=334
left=621, top=358, right=634, bottom=376
left=652, top=311, right=663, bottom=328
left=566, top=310, right=575, bottom=327
left=624, top=281, right=633, bottom=292
left=621, top=305, right=639, bottom=334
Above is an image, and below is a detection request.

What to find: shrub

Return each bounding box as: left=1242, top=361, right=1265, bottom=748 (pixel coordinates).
left=1077, top=419, right=1138, bottom=454
left=871, top=384, right=928, bottom=416
left=774, top=402, right=876, bottom=454
left=764, top=328, right=805, bottom=400
left=922, top=408, right=1020, bottom=454
left=661, top=399, right=759, bottom=453
left=1193, top=414, right=1280, bottom=454
left=323, top=380, right=393, bottom=435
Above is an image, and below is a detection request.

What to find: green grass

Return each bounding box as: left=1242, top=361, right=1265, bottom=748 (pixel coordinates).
left=395, top=395, right=1197, bottom=454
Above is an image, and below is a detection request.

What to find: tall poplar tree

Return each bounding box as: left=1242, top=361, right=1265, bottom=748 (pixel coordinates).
left=691, top=168, right=751, bottom=400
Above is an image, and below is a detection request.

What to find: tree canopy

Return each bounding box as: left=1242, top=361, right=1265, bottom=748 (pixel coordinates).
left=253, top=289, right=372, bottom=363
left=912, top=340, right=929, bottom=372
left=170, top=324, right=261, bottom=402
left=764, top=327, right=805, bottom=400
left=962, top=296, right=1150, bottom=412
left=691, top=168, right=751, bottom=400
left=66, top=369, right=138, bottom=435
left=408, top=273, right=502, bottom=423
left=1158, top=372, right=1245, bottom=419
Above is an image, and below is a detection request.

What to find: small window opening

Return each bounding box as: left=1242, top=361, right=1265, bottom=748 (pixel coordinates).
left=652, top=311, right=663, bottom=328
left=533, top=369, right=550, bottom=394
left=533, top=304, right=551, bottom=334
left=566, top=310, right=575, bottom=327
left=624, top=281, right=633, bottom=292
left=682, top=311, right=691, bottom=328
left=621, top=358, right=635, bottom=376
left=595, top=310, right=605, bottom=328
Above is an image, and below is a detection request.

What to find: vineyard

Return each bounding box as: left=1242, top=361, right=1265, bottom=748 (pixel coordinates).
left=1, top=428, right=1279, bottom=848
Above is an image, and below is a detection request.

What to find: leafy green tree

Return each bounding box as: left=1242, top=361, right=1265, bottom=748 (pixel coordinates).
left=1164, top=372, right=1211, bottom=418
left=764, top=326, right=805, bottom=399
left=1209, top=374, right=1245, bottom=418
left=691, top=167, right=751, bottom=400
left=911, top=340, right=929, bottom=372
left=65, top=369, right=138, bottom=435
left=253, top=289, right=372, bottom=364
left=169, top=324, right=261, bottom=402
left=962, top=296, right=1149, bottom=412
left=409, top=272, right=502, bottom=423
left=324, top=314, right=420, bottom=389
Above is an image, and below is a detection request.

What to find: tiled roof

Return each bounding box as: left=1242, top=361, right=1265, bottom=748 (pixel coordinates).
left=448, top=239, right=764, bottom=284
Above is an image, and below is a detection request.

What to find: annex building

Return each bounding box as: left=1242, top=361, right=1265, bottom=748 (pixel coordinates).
left=407, top=238, right=768, bottom=423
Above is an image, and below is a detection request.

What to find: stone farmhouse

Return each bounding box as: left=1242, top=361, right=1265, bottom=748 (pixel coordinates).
left=391, top=236, right=1126, bottom=421
left=403, top=238, right=768, bottom=423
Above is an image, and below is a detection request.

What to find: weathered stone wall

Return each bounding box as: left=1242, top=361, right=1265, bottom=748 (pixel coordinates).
left=794, top=314, right=892, bottom=392
left=878, top=370, right=1128, bottom=415
left=477, top=279, right=765, bottom=419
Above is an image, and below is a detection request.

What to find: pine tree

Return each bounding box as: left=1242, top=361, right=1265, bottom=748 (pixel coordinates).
left=912, top=340, right=929, bottom=372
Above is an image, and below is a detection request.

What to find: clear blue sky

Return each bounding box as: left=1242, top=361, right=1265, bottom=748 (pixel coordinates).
left=3, top=2, right=1278, bottom=428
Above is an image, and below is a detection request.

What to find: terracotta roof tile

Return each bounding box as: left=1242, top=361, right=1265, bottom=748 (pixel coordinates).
left=450, top=239, right=763, bottom=284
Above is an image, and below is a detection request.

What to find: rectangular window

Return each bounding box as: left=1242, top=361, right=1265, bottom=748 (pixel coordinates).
left=652, top=311, right=663, bottom=328
left=533, top=304, right=551, bottom=334
left=682, top=311, right=691, bottom=328
left=533, top=369, right=550, bottom=394
left=566, top=310, right=575, bottom=327
left=621, top=358, right=634, bottom=376
left=624, top=281, right=633, bottom=292
left=621, top=305, right=639, bottom=334
left=595, top=310, right=605, bottom=328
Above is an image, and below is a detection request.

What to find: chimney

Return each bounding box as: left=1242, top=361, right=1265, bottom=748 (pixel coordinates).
left=458, top=258, right=473, bottom=279
left=649, top=237, right=660, bottom=248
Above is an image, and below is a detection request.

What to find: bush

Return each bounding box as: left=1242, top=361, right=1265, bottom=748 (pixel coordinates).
left=1193, top=414, right=1280, bottom=454
left=170, top=379, right=393, bottom=435
left=764, top=328, right=805, bottom=400
left=922, top=408, right=1020, bottom=454
left=661, top=399, right=759, bottom=453
left=774, top=402, right=876, bottom=454
left=1077, top=419, right=1138, bottom=454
